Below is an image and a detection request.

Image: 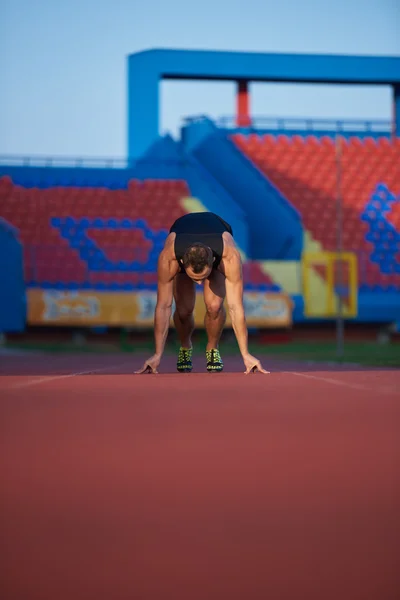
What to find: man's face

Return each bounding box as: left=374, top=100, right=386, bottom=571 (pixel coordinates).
left=185, top=265, right=212, bottom=285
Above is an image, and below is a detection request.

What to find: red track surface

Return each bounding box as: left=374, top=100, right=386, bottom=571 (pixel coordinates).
left=1, top=353, right=399, bottom=600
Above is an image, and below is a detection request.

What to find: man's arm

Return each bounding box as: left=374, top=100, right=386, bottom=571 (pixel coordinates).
left=135, top=244, right=177, bottom=374
left=224, top=248, right=269, bottom=374
left=224, top=248, right=249, bottom=357
left=153, top=250, right=174, bottom=357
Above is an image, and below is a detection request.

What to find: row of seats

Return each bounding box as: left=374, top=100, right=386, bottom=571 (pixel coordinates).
left=24, top=256, right=279, bottom=292
left=0, top=177, right=188, bottom=193
left=26, top=273, right=278, bottom=292
left=235, top=134, right=400, bottom=150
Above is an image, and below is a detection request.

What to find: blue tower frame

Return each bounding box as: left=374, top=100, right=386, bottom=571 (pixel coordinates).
left=127, top=48, right=400, bottom=160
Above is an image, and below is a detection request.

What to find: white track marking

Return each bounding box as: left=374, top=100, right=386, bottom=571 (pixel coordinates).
left=287, top=370, right=399, bottom=395
left=9, top=362, right=130, bottom=390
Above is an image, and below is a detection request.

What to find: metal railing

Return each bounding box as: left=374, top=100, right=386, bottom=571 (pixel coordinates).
left=0, top=155, right=195, bottom=169
left=216, top=116, right=393, bottom=134
left=0, top=155, right=132, bottom=168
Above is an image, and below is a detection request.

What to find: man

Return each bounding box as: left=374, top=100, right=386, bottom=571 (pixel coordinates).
left=136, top=211, right=269, bottom=375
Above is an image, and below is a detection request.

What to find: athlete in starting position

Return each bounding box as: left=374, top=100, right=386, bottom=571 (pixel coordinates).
left=136, top=212, right=269, bottom=375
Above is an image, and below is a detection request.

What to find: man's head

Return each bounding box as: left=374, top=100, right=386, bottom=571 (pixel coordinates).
left=182, top=243, right=214, bottom=282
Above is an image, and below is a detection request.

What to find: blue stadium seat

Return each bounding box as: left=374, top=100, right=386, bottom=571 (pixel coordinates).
left=117, top=261, right=129, bottom=271
left=121, top=219, right=133, bottom=228
left=106, top=218, right=118, bottom=228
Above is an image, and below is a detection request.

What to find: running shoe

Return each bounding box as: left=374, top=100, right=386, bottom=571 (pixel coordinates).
left=177, top=347, right=193, bottom=373
left=206, top=348, right=223, bottom=372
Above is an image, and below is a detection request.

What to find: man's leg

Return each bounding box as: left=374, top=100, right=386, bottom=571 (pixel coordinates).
left=203, top=270, right=226, bottom=371
left=173, top=273, right=196, bottom=371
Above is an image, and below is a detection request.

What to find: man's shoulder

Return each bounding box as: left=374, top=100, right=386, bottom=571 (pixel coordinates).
left=219, top=235, right=241, bottom=279
left=222, top=232, right=240, bottom=260
left=165, top=231, right=176, bottom=245
left=161, top=232, right=176, bottom=256
left=157, top=234, right=179, bottom=281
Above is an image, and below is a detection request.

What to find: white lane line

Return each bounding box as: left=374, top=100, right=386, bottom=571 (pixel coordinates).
left=9, top=362, right=130, bottom=390
left=287, top=370, right=399, bottom=395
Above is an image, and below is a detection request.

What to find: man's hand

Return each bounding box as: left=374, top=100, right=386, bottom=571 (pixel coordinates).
left=135, top=354, right=161, bottom=374
left=243, top=353, right=270, bottom=375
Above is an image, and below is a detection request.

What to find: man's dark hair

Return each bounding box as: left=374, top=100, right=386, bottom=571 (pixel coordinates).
left=182, top=243, right=214, bottom=274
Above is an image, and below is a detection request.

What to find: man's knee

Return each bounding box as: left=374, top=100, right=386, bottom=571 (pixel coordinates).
left=175, top=304, right=194, bottom=321
left=205, top=299, right=225, bottom=319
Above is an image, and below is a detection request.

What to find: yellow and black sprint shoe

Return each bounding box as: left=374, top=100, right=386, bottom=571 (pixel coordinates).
left=177, top=347, right=193, bottom=373
left=206, top=348, right=223, bottom=372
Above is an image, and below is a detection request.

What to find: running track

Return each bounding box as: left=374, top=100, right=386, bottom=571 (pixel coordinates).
left=1, top=353, right=399, bottom=600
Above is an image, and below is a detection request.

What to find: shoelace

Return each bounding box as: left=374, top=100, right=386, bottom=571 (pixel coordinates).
left=206, top=349, right=222, bottom=363
left=178, top=348, right=192, bottom=362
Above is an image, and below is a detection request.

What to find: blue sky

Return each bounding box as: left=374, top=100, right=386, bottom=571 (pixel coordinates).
left=0, top=0, right=399, bottom=158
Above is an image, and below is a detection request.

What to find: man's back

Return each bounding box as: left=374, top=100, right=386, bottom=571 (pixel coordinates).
left=170, top=212, right=233, bottom=270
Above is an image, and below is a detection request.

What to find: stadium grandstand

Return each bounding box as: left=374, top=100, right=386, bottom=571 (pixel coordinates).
left=1, top=48, right=399, bottom=332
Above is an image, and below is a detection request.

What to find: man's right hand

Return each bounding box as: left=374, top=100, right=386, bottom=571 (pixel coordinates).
left=135, top=354, right=161, bottom=374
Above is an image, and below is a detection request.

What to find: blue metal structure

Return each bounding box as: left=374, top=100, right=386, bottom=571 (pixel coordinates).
left=127, top=48, right=400, bottom=159
left=0, top=219, right=26, bottom=333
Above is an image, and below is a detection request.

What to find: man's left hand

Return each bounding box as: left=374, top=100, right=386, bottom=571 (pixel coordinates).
left=135, top=354, right=161, bottom=374
left=243, top=353, right=270, bottom=374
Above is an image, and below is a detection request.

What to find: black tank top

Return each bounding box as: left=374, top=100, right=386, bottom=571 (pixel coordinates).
left=169, top=212, right=233, bottom=270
